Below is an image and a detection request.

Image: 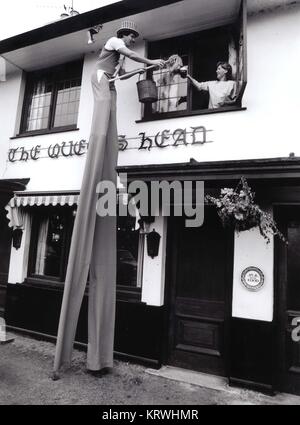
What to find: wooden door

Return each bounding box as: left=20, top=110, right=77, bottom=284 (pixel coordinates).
left=166, top=208, right=233, bottom=376
left=275, top=206, right=300, bottom=395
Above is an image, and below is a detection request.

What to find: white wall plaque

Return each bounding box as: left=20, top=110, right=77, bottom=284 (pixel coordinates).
left=241, top=266, right=265, bottom=291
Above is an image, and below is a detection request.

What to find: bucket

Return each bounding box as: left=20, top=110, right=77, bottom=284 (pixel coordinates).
left=136, top=78, right=158, bottom=103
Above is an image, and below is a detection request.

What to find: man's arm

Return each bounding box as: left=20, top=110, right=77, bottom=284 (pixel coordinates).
left=116, top=68, right=146, bottom=81
left=118, top=46, right=165, bottom=68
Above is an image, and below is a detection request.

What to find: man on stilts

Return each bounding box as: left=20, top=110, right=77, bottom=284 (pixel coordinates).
left=53, top=21, right=165, bottom=378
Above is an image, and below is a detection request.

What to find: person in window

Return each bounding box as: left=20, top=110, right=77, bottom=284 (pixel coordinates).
left=186, top=62, right=237, bottom=109
left=53, top=22, right=165, bottom=378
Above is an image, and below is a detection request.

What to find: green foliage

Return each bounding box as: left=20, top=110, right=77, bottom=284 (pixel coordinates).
left=206, top=177, right=287, bottom=244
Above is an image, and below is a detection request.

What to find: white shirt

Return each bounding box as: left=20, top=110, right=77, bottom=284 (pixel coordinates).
left=104, top=37, right=126, bottom=51
left=97, top=37, right=126, bottom=76
left=197, top=80, right=237, bottom=109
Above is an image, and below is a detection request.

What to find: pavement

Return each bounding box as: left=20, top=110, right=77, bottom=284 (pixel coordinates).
left=0, top=332, right=300, bottom=405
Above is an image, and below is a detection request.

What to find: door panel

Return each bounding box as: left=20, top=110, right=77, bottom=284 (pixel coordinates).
left=275, top=206, right=300, bottom=395
left=166, top=208, right=233, bottom=376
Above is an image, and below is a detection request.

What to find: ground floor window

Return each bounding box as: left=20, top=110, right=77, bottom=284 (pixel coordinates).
left=117, top=215, right=143, bottom=289
left=28, top=206, right=76, bottom=281
left=27, top=206, right=143, bottom=291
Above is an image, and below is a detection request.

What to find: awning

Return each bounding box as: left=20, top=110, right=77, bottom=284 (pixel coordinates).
left=5, top=191, right=141, bottom=229
left=5, top=192, right=79, bottom=228
left=7, top=192, right=79, bottom=208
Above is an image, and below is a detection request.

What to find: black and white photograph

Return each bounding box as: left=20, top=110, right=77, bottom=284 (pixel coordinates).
left=0, top=0, right=300, bottom=410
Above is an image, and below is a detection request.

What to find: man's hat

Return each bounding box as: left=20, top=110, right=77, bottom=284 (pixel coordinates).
left=117, top=21, right=139, bottom=38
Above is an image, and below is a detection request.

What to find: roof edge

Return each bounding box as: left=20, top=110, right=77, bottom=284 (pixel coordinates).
left=0, top=0, right=183, bottom=55
left=116, top=156, right=300, bottom=180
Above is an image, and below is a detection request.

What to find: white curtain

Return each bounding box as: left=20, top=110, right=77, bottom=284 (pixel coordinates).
left=28, top=80, right=48, bottom=131
left=35, top=217, right=49, bottom=275
left=228, top=35, right=238, bottom=80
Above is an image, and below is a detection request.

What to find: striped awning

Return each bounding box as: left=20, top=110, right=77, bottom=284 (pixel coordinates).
left=7, top=192, right=80, bottom=208
left=5, top=192, right=79, bottom=229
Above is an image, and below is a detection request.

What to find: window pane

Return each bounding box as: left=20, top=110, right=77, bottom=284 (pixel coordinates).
left=35, top=213, right=65, bottom=277
left=24, top=80, right=52, bottom=131
left=34, top=210, right=67, bottom=278
left=147, top=25, right=240, bottom=117
left=21, top=62, right=82, bottom=133
left=117, top=216, right=139, bottom=287
left=30, top=206, right=76, bottom=281
left=53, top=78, right=81, bottom=128
left=151, top=55, right=188, bottom=114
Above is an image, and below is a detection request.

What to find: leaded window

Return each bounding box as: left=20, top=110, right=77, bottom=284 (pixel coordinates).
left=20, top=61, right=82, bottom=135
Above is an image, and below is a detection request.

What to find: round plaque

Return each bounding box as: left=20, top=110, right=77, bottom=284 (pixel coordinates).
left=241, top=267, right=265, bottom=291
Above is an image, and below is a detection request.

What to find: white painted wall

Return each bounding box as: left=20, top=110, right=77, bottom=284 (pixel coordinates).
left=1, top=55, right=95, bottom=191
left=232, top=227, right=274, bottom=321
left=116, top=5, right=300, bottom=167
left=1, top=42, right=147, bottom=191
left=7, top=213, right=32, bottom=284
left=0, top=63, right=23, bottom=179
left=2, top=5, right=300, bottom=189
left=0, top=5, right=298, bottom=303
left=141, top=216, right=167, bottom=307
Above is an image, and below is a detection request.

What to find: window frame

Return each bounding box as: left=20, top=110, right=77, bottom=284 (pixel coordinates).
left=26, top=204, right=144, bottom=301
left=116, top=212, right=144, bottom=302
left=19, top=60, right=83, bottom=137
left=143, top=1, right=247, bottom=121
left=27, top=206, right=76, bottom=284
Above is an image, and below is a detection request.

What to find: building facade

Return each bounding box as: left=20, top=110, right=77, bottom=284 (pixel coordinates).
left=0, top=0, right=300, bottom=395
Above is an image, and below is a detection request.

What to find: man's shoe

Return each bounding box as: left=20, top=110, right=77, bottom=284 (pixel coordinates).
left=86, top=367, right=111, bottom=377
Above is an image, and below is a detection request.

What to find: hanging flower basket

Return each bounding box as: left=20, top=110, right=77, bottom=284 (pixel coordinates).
left=205, top=177, right=287, bottom=244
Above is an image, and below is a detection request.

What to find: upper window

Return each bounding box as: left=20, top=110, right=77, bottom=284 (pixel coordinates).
left=144, top=1, right=246, bottom=119
left=20, top=61, right=83, bottom=135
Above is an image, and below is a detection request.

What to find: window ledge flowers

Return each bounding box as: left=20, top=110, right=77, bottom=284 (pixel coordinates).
left=205, top=177, right=287, bottom=244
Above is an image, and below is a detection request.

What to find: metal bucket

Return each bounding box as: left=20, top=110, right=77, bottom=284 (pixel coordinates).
left=136, top=79, right=158, bottom=103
